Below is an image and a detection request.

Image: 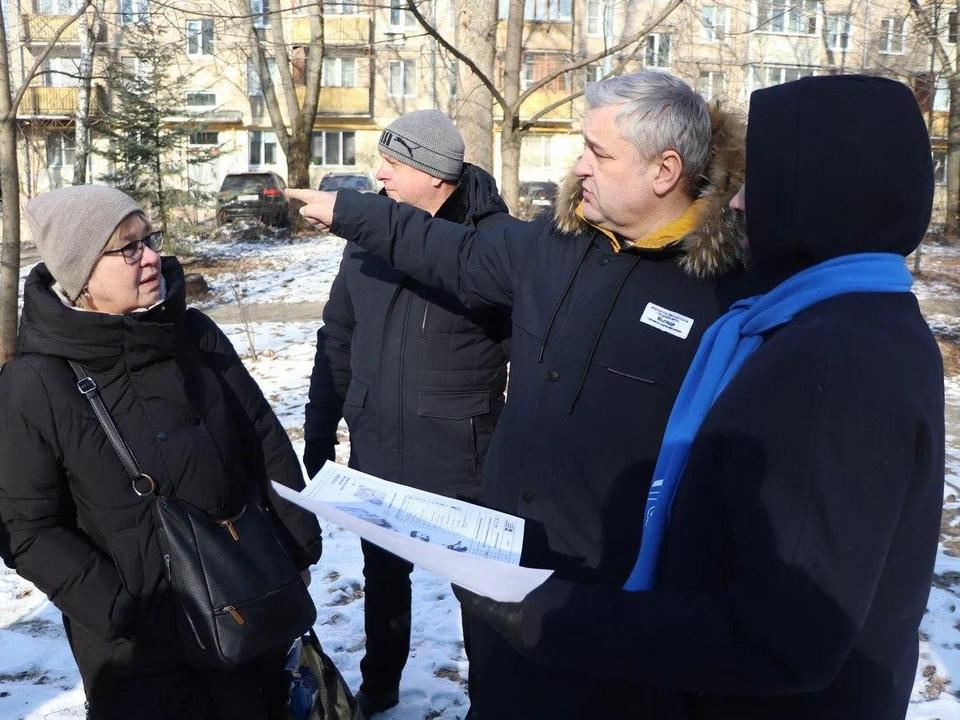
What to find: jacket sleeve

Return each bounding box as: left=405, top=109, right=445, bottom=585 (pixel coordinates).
left=187, top=311, right=323, bottom=569
left=510, top=334, right=943, bottom=696
left=304, top=246, right=354, bottom=444
left=0, top=364, right=137, bottom=640
left=331, top=189, right=537, bottom=310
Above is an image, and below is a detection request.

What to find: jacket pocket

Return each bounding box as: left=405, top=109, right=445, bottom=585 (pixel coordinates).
left=107, top=524, right=152, bottom=598
left=344, top=380, right=369, bottom=408
left=417, top=391, right=490, bottom=420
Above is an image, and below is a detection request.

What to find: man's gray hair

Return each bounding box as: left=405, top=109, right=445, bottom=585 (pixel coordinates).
left=584, top=70, right=711, bottom=188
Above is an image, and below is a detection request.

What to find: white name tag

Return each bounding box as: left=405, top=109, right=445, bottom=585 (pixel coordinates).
left=640, top=303, right=694, bottom=339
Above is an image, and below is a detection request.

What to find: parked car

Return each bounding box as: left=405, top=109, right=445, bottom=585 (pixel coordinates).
left=216, top=172, right=289, bottom=227
left=518, top=180, right=559, bottom=220
left=318, top=172, right=377, bottom=193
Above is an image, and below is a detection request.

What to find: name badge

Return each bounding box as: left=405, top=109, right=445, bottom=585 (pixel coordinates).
left=640, top=303, right=694, bottom=339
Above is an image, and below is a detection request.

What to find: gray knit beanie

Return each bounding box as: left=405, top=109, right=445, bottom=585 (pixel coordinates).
left=25, top=185, right=143, bottom=302
left=379, top=109, right=465, bottom=181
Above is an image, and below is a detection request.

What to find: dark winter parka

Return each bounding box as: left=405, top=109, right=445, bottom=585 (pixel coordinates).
left=328, top=107, right=748, bottom=717
left=481, top=76, right=945, bottom=720
left=0, top=259, right=322, bottom=718
left=305, top=163, right=513, bottom=498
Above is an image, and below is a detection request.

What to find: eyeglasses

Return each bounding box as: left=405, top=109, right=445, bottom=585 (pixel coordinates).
left=101, top=231, right=164, bottom=265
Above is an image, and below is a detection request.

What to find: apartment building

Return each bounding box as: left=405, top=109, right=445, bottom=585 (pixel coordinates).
left=9, top=0, right=953, bottom=220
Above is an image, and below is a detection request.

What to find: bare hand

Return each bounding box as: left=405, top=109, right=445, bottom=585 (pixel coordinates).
left=285, top=188, right=337, bottom=231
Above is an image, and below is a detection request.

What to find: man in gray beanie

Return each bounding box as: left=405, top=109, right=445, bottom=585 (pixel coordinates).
left=302, top=110, right=516, bottom=716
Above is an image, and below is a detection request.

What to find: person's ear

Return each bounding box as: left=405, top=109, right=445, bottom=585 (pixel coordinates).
left=652, top=150, right=684, bottom=196
left=430, top=175, right=444, bottom=189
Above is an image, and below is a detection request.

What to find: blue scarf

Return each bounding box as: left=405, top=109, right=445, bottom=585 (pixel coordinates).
left=623, top=253, right=914, bottom=591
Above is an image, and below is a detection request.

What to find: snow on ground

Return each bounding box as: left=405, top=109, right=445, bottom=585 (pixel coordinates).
left=2, top=235, right=960, bottom=719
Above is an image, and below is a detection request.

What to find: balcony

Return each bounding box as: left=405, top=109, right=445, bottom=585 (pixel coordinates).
left=294, top=85, right=371, bottom=116
left=20, top=13, right=105, bottom=43
left=291, top=15, right=370, bottom=45
left=18, top=86, right=106, bottom=117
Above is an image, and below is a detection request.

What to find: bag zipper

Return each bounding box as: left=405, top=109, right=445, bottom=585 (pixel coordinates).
left=216, top=504, right=247, bottom=542
left=215, top=579, right=301, bottom=626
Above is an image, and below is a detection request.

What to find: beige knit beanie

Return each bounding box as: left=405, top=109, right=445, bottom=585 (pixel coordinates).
left=25, top=185, right=143, bottom=302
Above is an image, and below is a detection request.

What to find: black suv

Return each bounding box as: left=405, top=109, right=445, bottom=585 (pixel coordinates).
left=216, top=172, right=289, bottom=227
left=518, top=180, right=559, bottom=220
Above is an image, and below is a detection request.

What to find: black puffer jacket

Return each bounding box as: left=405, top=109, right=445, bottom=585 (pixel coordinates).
left=0, top=259, right=322, bottom=718
left=305, top=163, right=513, bottom=497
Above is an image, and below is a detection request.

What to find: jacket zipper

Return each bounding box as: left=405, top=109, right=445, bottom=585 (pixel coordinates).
left=420, top=301, right=429, bottom=336
left=470, top=417, right=479, bottom=475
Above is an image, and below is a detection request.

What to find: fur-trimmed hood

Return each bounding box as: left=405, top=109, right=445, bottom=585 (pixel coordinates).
left=553, top=103, right=746, bottom=280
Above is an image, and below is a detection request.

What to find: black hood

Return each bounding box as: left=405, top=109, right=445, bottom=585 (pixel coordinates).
left=745, top=75, right=933, bottom=278
left=17, top=257, right=188, bottom=373
left=437, top=162, right=510, bottom=224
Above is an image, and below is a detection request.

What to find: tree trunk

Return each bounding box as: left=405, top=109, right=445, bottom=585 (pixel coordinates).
left=948, top=32, right=960, bottom=242
left=73, top=1, right=102, bottom=185
left=454, top=0, right=497, bottom=173
left=499, top=0, right=525, bottom=213
left=0, top=5, right=21, bottom=364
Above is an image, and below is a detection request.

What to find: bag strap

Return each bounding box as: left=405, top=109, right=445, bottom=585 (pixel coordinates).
left=68, top=360, right=157, bottom=496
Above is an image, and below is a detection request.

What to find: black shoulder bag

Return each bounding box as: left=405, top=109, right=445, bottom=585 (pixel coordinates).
left=69, top=360, right=317, bottom=670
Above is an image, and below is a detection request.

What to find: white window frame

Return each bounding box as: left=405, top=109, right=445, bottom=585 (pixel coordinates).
left=934, top=80, right=950, bottom=112
left=119, top=0, right=149, bottom=26
left=252, top=0, right=270, bottom=29
left=43, top=56, right=80, bottom=87
left=310, top=130, right=357, bottom=165
left=948, top=10, right=957, bottom=44
left=323, top=0, right=357, bottom=13
left=247, top=57, right=279, bottom=97
left=756, top=0, right=818, bottom=35
left=185, top=91, right=217, bottom=107
left=249, top=130, right=277, bottom=166
left=880, top=17, right=905, bottom=54
left=323, top=57, right=356, bottom=87
left=188, top=130, right=219, bottom=146
left=644, top=33, right=671, bottom=68
left=825, top=14, right=851, bottom=51
left=186, top=19, right=214, bottom=56
left=751, top=65, right=817, bottom=90
left=524, top=0, right=572, bottom=21
left=36, top=0, right=82, bottom=14
left=697, top=70, right=726, bottom=100
left=388, top=59, right=416, bottom=97
left=389, top=0, right=413, bottom=28
left=46, top=132, right=75, bottom=167
left=700, top=6, right=728, bottom=42
left=586, top=0, right=613, bottom=36
left=934, top=151, right=948, bottom=185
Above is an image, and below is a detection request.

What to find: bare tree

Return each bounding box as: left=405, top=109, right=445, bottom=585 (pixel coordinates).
left=407, top=0, right=686, bottom=212
left=241, top=0, right=324, bottom=227
left=452, top=0, right=498, bottom=172
left=73, top=0, right=105, bottom=185
left=0, top=2, right=92, bottom=364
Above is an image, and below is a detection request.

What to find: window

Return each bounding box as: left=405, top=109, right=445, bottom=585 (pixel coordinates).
left=697, top=71, right=726, bottom=100
left=311, top=131, right=357, bottom=165
left=587, top=0, right=613, bottom=36
left=521, top=53, right=570, bottom=91
left=700, top=6, right=727, bottom=41
left=935, top=81, right=950, bottom=112
left=249, top=130, right=277, bottom=165
left=644, top=34, right=671, bottom=68
left=43, top=56, right=80, bottom=87
left=584, top=64, right=603, bottom=84
left=119, top=0, right=149, bottom=25
left=880, top=17, right=905, bottom=54
left=252, top=0, right=270, bottom=29
left=934, top=151, right=948, bottom=185
left=46, top=132, right=75, bottom=167
left=323, top=0, right=357, bottom=13
left=521, top=135, right=554, bottom=167
left=185, top=92, right=216, bottom=106
left=389, top=59, right=416, bottom=97
left=825, top=15, right=851, bottom=51
left=323, top=57, right=356, bottom=87
left=186, top=19, right=214, bottom=56
left=189, top=131, right=219, bottom=146
left=949, top=10, right=957, bottom=44
left=390, top=0, right=413, bottom=27
left=751, top=65, right=816, bottom=90
left=36, top=0, right=82, bottom=13
left=756, top=0, right=818, bottom=35
left=449, top=64, right=459, bottom=99
left=247, top=57, right=279, bottom=97
left=524, top=0, right=572, bottom=21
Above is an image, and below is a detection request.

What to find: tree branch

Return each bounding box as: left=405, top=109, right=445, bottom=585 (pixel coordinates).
left=6, top=0, right=93, bottom=120
left=908, top=0, right=954, bottom=73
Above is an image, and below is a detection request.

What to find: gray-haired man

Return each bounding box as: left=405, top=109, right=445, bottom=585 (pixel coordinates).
left=302, top=109, right=514, bottom=716
left=291, top=72, right=748, bottom=717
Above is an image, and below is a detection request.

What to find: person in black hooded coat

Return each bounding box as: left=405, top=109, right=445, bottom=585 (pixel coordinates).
left=457, top=75, right=945, bottom=719
left=0, top=186, right=322, bottom=719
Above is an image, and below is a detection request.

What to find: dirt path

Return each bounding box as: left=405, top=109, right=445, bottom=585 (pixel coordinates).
left=202, top=300, right=325, bottom=324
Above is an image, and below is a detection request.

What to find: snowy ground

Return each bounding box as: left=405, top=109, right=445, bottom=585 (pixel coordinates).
left=2, top=233, right=960, bottom=719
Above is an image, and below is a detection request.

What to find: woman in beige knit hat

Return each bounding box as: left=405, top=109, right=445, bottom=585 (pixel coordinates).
left=0, top=185, right=322, bottom=719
